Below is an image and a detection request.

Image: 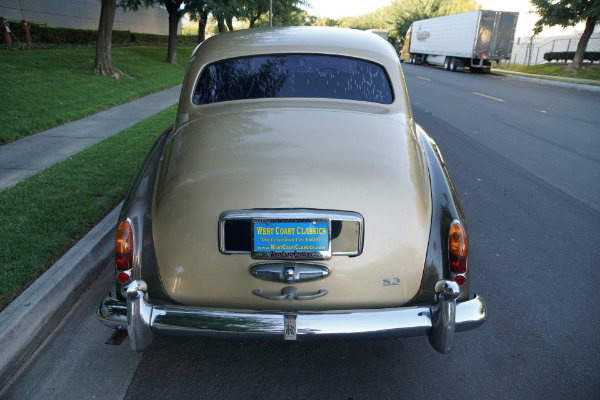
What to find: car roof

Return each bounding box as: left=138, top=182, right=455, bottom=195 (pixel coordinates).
left=192, top=26, right=399, bottom=66
left=176, top=26, right=411, bottom=121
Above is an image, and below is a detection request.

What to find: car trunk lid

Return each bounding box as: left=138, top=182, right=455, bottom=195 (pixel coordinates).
left=152, top=104, right=431, bottom=310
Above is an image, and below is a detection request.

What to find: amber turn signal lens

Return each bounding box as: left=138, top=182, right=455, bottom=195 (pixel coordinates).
left=449, top=222, right=467, bottom=257
left=115, top=220, right=133, bottom=271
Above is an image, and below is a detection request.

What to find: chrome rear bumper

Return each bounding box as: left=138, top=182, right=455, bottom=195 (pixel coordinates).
left=96, top=279, right=486, bottom=354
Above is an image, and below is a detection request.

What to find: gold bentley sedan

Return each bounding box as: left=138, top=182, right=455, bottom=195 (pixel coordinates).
left=97, top=26, right=487, bottom=354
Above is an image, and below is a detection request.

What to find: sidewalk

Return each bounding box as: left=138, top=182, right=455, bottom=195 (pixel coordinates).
left=0, top=85, right=181, bottom=391
left=0, top=85, right=181, bottom=191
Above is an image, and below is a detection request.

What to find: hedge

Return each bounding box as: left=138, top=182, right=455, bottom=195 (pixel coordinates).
left=1, top=20, right=197, bottom=47
left=543, top=51, right=600, bottom=63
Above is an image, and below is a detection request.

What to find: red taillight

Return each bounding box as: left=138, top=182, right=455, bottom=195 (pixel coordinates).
left=449, top=221, right=467, bottom=285
left=115, top=220, right=133, bottom=271
left=117, top=272, right=131, bottom=284
left=453, top=275, right=466, bottom=286
left=450, top=255, right=467, bottom=273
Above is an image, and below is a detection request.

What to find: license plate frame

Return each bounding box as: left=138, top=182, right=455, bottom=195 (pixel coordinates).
left=251, top=218, right=331, bottom=260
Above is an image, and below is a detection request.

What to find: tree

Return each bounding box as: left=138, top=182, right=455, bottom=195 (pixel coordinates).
left=188, top=0, right=239, bottom=33
left=387, top=0, right=480, bottom=40
left=336, top=17, right=358, bottom=28
left=94, top=0, right=123, bottom=77
left=241, top=0, right=266, bottom=28
left=185, top=0, right=213, bottom=42
left=313, top=17, right=338, bottom=27
left=183, top=0, right=232, bottom=41
left=293, top=10, right=317, bottom=26
left=240, top=0, right=306, bottom=28
left=531, top=0, right=600, bottom=71
left=119, top=0, right=184, bottom=64
left=193, top=8, right=209, bottom=42
left=440, top=0, right=481, bottom=15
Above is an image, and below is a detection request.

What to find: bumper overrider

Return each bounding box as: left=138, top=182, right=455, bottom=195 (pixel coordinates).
left=96, top=279, right=486, bottom=354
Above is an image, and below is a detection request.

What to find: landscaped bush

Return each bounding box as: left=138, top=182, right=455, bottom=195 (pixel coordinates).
left=44, top=26, right=97, bottom=44
left=131, top=32, right=168, bottom=44
left=112, top=30, right=134, bottom=43
left=132, top=32, right=197, bottom=45
left=544, top=51, right=600, bottom=63
left=1, top=20, right=198, bottom=48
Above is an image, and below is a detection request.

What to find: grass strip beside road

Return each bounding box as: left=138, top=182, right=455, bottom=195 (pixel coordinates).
left=498, top=63, right=600, bottom=82
left=0, top=46, right=193, bottom=144
left=0, top=104, right=177, bottom=311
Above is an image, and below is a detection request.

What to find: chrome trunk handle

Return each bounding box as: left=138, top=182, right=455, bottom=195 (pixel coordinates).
left=252, top=286, right=328, bottom=301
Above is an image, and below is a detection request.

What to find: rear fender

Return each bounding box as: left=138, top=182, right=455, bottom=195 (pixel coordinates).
left=406, top=125, right=469, bottom=305
left=115, top=126, right=175, bottom=302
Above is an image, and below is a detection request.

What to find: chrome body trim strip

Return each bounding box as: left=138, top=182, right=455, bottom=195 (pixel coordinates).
left=96, top=279, right=486, bottom=353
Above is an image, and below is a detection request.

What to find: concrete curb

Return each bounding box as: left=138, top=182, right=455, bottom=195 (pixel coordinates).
left=0, top=204, right=121, bottom=390
left=492, top=71, right=600, bottom=92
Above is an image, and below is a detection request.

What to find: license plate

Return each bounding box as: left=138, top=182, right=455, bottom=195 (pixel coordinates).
left=252, top=219, right=331, bottom=260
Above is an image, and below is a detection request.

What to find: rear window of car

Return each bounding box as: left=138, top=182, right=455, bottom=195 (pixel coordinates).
left=192, top=54, right=394, bottom=105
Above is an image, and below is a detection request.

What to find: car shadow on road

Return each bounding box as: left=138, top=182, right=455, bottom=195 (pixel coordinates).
left=123, top=335, right=472, bottom=399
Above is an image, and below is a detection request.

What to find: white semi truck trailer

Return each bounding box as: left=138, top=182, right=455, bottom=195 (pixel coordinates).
left=400, top=10, right=518, bottom=73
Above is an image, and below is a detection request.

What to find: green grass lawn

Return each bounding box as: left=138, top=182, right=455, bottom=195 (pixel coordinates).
left=0, top=46, right=193, bottom=144
left=499, top=62, right=600, bottom=81
left=0, top=105, right=177, bottom=310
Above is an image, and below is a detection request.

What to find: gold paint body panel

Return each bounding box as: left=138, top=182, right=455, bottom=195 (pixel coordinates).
left=151, top=27, right=431, bottom=311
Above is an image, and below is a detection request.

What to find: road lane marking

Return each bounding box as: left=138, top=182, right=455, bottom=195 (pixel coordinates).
left=417, top=76, right=431, bottom=81
left=472, top=92, right=505, bottom=102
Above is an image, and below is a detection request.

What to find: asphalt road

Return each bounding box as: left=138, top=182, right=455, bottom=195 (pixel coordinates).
left=4, top=65, right=600, bottom=399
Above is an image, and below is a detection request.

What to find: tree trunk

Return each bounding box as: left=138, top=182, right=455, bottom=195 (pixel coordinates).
left=94, top=0, right=122, bottom=77
left=217, top=19, right=226, bottom=33
left=226, top=17, right=234, bottom=31
left=197, top=9, right=208, bottom=43
left=165, top=1, right=181, bottom=65
left=569, top=17, right=597, bottom=71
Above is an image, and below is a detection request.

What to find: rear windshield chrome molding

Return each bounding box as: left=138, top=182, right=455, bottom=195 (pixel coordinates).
left=218, top=209, right=364, bottom=257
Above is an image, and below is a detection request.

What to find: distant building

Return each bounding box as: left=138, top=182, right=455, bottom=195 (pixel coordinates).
left=0, top=0, right=180, bottom=35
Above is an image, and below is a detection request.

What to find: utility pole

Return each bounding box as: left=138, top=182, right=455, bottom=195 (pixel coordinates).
left=269, top=0, right=273, bottom=27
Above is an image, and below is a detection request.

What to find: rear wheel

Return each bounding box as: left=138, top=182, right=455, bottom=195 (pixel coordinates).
left=444, top=57, right=450, bottom=71
left=449, top=57, right=457, bottom=72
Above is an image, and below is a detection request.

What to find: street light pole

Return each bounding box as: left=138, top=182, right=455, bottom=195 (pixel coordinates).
left=269, top=0, right=273, bottom=27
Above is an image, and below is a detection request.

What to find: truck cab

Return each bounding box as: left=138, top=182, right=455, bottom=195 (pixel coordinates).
left=399, top=26, right=411, bottom=63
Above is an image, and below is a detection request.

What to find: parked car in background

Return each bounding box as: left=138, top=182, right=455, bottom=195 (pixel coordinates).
left=97, top=26, right=487, bottom=354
